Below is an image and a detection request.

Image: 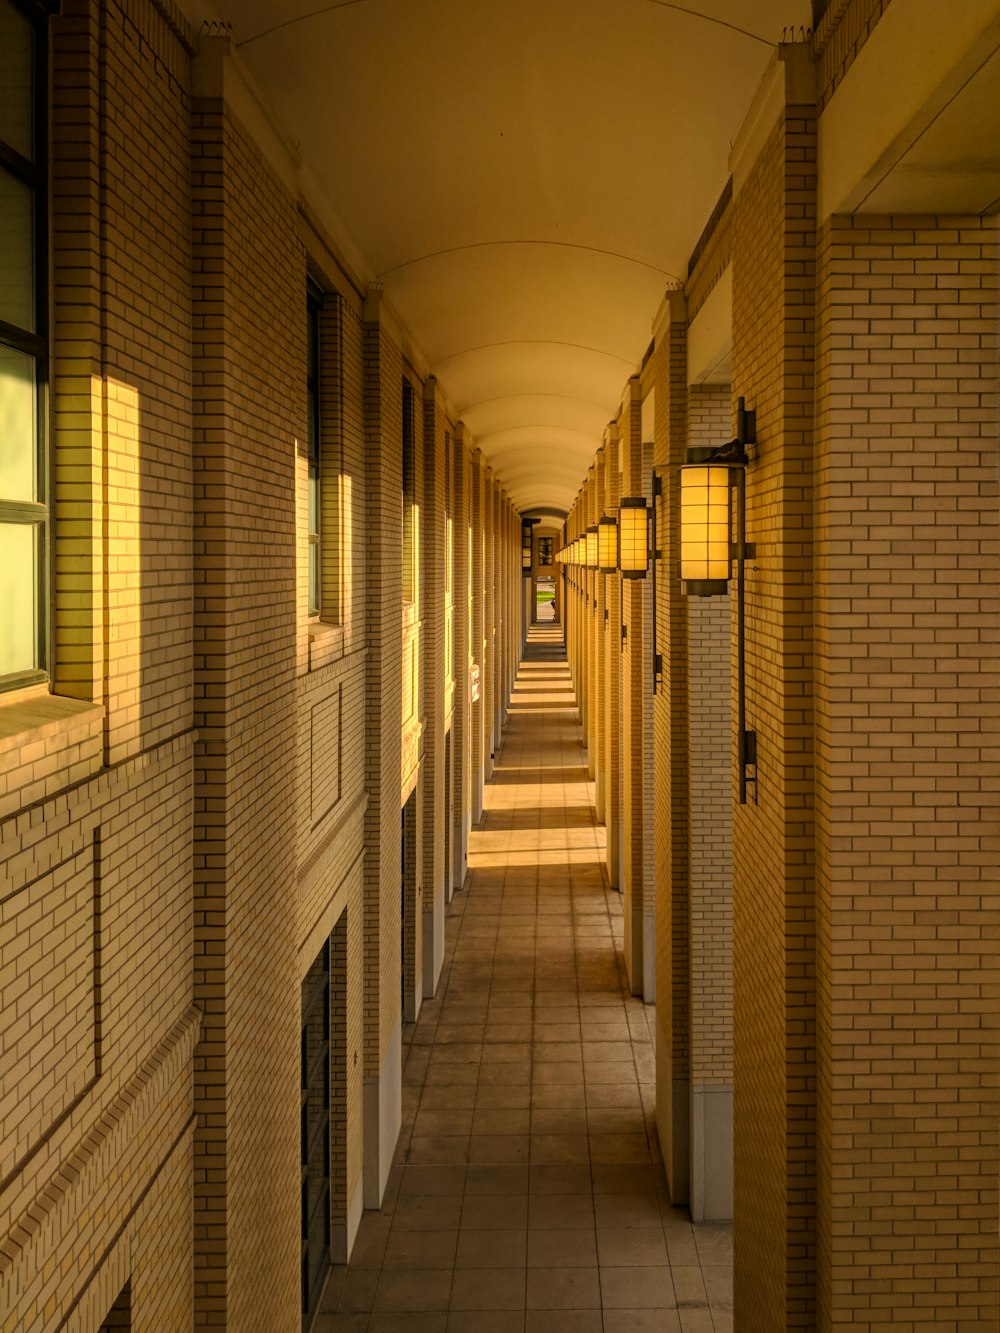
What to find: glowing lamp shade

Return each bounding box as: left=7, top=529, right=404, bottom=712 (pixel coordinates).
left=680, top=465, right=731, bottom=593
left=598, top=516, right=618, bottom=573
left=585, top=526, right=598, bottom=569
left=618, top=498, right=648, bottom=578
left=574, top=537, right=583, bottom=566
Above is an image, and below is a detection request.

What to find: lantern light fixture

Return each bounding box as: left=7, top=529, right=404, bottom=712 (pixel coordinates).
left=618, top=497, right=649, bottom=578
left=679, top=466, right=730, bottom=595
left=597, top=516, right=618, bottom=574
left=676, top=395, right=757, bottom=804
left=585, top=525, right=598, bottom=570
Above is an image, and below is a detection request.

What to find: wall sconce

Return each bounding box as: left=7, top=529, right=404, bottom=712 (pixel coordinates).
left=619, top=498, right=649, bottom=578
left=597, top=516, right=618, bottom=574
left=679, top=467, right=730, bottom=596
left=678, top=396, right=757, bottom=804
left=585, top=525, right=598, bottom=569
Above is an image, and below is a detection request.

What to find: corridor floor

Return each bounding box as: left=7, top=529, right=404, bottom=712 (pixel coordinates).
left=318, top=626, right=733, bottom=1332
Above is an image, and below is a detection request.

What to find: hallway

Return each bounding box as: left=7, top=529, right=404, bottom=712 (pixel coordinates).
left=319, top=629, right=733, bottom=1332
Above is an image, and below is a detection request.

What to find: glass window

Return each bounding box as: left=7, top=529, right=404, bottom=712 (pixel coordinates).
left=0, top=0, right=46, bottom=692
left=0, top=0, right=33, bottom=162
left=306, top=291, right=321, bottom=617
left=301, top=940, right=331, bottom=1321
left=402, top=379, right=416, bottom=603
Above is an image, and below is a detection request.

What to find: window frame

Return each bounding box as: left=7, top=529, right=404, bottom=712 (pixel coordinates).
left=0, top=0, right=50, bottom=693
left=401, top=377, right=416, bottom=605
left=306, top=283, right=322, bottom=619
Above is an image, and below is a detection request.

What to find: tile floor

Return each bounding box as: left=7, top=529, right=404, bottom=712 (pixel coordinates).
left=316, top=626, right=733, bottom=1332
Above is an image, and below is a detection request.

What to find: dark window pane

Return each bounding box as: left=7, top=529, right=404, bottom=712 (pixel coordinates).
left=0, top=1, right=33, bottom=162
left=0, top=168, right=35, bottom=331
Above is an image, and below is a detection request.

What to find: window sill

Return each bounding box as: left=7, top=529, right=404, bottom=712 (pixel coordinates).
left=0, top=690, right=104, bottom=756
left=0, top=691, right=105, bottom=820
left=308, top=620, right=345, bottom=671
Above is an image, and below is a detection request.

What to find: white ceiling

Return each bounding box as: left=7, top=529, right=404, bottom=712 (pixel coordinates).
left=203, top=0, right=810, bottom=513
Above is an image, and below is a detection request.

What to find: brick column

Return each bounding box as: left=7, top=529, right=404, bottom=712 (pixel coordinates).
left=729, top=45, right=817, bottom=1328
left=191, top=57, right=303, bottom=1323
left=651, top=290, right=692, bottom=1207
left=420, top=377, right=447, bottom=994
left=360, top=288, right=403, bottom=1207
left=585, top=465, right=597, bottom=777
left=594, top=448, right=608, bottom=822
left=470, top=450, right=485, bottom=822
left=483, top=468, right=496, bottom=781
left=686, top=385, right=734, bottom=1223
left=451, top=424, right=471, bottom=891
left=621, top=377, right=648, bottom=997
left=603, top=427, right=622, bottom=889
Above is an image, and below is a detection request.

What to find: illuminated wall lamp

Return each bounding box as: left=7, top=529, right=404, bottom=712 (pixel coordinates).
left=585, top=525, right=598, bottom=569
left=678, top=395, right=757, bottom=804
left=597, top=516, right=618, bottom=574
left=618, top=497, right=649, bottom=578
left=679, top=466, right=730, bottom=596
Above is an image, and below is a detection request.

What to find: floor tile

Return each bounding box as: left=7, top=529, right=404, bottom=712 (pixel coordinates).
left=524, top=1312, right=602, bottom=1333
left=447, top=1314, right=525, bottom=1333
left=449, top=1268, right=527, bottom=1311
left=596, top=1226, right=668, bottom=1266
left=600, top=1265, right=676, bottom=1309
left=373, top=1269, right=453, bottom=1311
left=456, top=1227, right=527, bottom=1268
left=461, top=1193, right=529, bottom=1230
left=526, top=1228, right=597, bottom=1268
left=525, top=1267, right=601, bottom=1310
left=382, top=1228, right=458, bottom=1270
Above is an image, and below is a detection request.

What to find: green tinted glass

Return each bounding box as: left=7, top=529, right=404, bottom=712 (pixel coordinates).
left=0, top=522, right=37, bottom=675
left=0, top=344, right=36, bottom=502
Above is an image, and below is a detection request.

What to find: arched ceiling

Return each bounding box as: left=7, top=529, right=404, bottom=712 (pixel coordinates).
left=203, top=0, right=810, bottom=514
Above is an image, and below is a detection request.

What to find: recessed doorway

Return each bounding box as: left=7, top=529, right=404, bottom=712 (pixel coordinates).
left=534, top=576, right=556, bottom=623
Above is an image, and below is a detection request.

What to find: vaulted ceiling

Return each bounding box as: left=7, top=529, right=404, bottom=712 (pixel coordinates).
left=204, top=0, right=811, bottom=514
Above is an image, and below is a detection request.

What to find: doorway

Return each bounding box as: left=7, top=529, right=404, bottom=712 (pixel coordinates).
left=534, top=575, right=556, bottom=623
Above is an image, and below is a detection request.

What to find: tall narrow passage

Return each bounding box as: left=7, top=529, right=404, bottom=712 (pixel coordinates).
left=320, top=627, right=732, bottom=1331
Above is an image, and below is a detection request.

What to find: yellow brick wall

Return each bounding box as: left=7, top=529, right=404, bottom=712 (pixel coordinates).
left=619, top=379, right=654, bottom=1000
left=813, top=213, right=999, bottom=1328
left=1, top=5, right=199, bottom=1330
left=651, top=296, right=691, bottom=1202
left=686, top=385, right=734, bottom=1094
left=191, top=74, right=304, bottom=1328
left=421, top=380, right=448, bottom=995
left=362, top=295, right=405, bottom=1201
left=730, top=99, right=818, bottom=1328
left=602, top=426, right=622, bottom=891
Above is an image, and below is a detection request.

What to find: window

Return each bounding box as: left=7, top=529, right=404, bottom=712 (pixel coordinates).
left=537, top=536, right=553, bottom=566
left=402, top=379, right=416, bottom=602
left=301, top=940, right=331, bottom=1321
left=306, top=287, right=321, bottom=617
left=0, top=0, right=47, bottom=691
